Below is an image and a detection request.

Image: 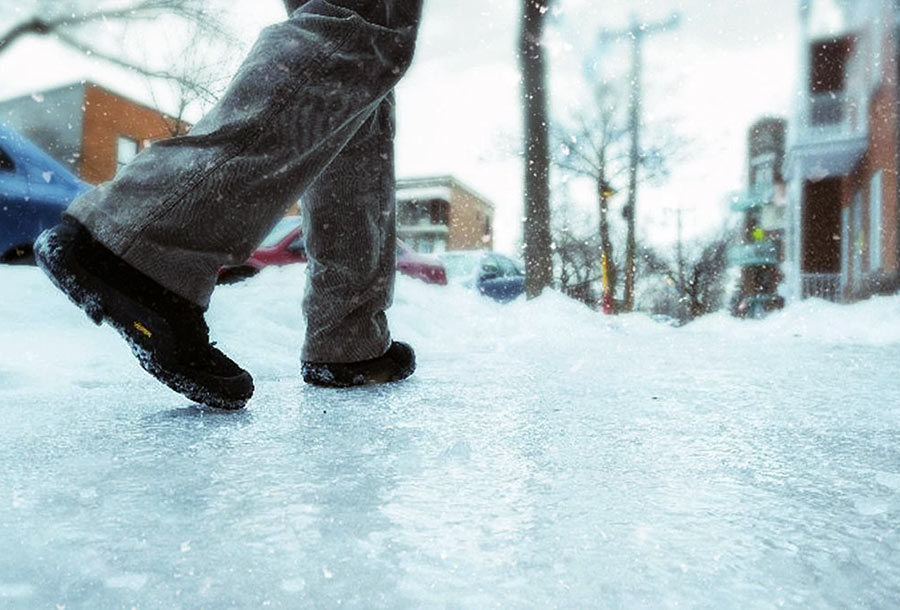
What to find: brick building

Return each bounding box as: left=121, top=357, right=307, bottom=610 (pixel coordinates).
left=396, top=175, right=494, bottom=253
left=786, top=0, right=900, bottom=301
left=0, top=82, right=189, bottom=185
left=730, top=117, right=788, bottom=316
left=0, top=84, right=495, bottom=255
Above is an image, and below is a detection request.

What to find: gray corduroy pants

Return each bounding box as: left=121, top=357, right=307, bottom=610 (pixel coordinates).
left=66, top=0, right=423, bottom=363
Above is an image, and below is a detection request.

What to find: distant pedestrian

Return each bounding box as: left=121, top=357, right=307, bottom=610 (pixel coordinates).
left=35, top=0, right=423, bottom=409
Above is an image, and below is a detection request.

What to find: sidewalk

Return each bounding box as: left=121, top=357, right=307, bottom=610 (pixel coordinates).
left=1, top=265, right=900, bottom=608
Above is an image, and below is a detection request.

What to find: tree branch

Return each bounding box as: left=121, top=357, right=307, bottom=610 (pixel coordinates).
left=0, top=18, right=52, bottom=53
left=54, top=29, right=219, bottom=101
left=1, top=1, right=236, bottom=57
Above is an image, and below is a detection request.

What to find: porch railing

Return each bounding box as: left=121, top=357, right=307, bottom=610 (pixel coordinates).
left=801, top=273, right=841, bottom=302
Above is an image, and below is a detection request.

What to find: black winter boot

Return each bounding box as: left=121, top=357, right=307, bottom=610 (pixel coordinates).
left=301, top=341, right=415, bottom=387
left=34, top=216, right=253, bottom=409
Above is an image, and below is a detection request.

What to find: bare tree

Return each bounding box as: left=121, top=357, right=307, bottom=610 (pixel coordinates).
left=550, top=191, right=603, bottom=308
left=555, top=230, right=603, bottom=308
left=638, top=232, right=732, bottom=323
left=145, top=20, right=236, bottom=135
left=520, top=0, right=554, bottom=299
left=553, top=79, right=681, bottom=314
left=0, top=0, right=235, bottom=95
left=553, top=82, right=625, bottom=312
left=682, top=237, right=730, bottom=319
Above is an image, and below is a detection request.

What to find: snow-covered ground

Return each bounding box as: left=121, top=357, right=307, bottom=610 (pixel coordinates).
left=2, top=263, right=900, bottom=608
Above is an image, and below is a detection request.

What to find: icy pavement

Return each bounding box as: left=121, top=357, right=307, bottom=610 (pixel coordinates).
left=2, top=264, right=900, bottom=608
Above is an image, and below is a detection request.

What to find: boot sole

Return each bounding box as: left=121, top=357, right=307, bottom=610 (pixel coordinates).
left=35, top=229, right=251, bottom=410
left=301, top=365, right=415, bottom=388
left=301, top=345, right=416, bottom=388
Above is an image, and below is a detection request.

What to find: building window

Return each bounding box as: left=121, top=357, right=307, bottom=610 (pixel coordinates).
left=117, top=136, right=139, bottom=169
left=750, top=153, right=776, bottom=191
left=869, top=170, right=883, bottom=271
left=430, top=199, right=450, bottom=225
left=871, top=15, right=884, bottom=85
left=753, top=163, right=774, bottom=189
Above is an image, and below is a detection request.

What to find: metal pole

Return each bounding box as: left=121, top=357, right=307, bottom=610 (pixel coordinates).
left=676, top=209, right=685, bottom=287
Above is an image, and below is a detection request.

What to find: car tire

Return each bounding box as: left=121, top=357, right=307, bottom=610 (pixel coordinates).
left=1, top=245, right=36, bottom=265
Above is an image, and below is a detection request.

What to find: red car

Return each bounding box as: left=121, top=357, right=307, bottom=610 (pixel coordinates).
left=217, top=217, right=447, bottom=285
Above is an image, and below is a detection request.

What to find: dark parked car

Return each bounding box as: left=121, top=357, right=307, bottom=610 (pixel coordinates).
left=438, top=250, right=526, bottom=303
left=218, top=216, right=448, bottom=285
left=0, top=123, right=90, bottom=263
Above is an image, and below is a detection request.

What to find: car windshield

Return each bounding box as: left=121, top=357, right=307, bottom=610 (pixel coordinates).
left=494, top=256, right=522, bottom=276
left=438, top=253, right=482, bottom=280
left=260, top=216, right=301, bottom=248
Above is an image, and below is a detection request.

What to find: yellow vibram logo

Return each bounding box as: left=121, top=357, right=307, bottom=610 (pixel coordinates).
left=133, top=321, right=153, bottom=339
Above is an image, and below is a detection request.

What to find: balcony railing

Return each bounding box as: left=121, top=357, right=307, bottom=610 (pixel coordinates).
left=799, top=92, right=864, bottom=142
left=801, top=273, right=841, bottom=301
left=729, top=240, right=779, bottom=267
left=397, top=222, right=449, bottom=236
left=810, top=93, right=844, bottom=126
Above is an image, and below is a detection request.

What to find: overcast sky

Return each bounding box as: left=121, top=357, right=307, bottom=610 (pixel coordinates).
left=0, top=0, right=801, bottom=253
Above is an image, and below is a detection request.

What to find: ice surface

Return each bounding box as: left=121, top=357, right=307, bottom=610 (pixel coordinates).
left=1, top=264, right=900, bottom=608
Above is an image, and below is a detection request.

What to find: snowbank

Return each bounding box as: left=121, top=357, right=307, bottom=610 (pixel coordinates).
left=686, top=295, right=900, bottom=345
left=2, top=263, right=899, bottom=395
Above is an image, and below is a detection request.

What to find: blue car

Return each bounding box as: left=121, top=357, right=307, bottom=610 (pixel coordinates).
left=438, top=250, right=526, bottom=303
left=0, top=123, right=90, bottom=263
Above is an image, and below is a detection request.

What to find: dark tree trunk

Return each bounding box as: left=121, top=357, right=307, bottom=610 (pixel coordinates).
left=520, top=0, right=554, bottom=299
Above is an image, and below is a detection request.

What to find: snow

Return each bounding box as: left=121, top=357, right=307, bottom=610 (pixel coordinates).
left=2, top=263, right=900, bottom=608
left=395, top=185, right=454, bottom=203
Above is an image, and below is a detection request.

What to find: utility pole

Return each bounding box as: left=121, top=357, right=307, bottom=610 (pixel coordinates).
left=675, top=208, right=687, bottom=323
left=598, top=12, right=680, bottom=312
left=664, top=206, right=692, bottom=322
left=675, top=208, right=685, bottom=293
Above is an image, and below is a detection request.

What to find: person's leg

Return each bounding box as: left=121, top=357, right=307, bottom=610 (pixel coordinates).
left=36, top=0, right=423, bottom=406
left=300, top=94, right=397, bottom=364
left=281, top=0, right=407, bottom=366
left=66, top=0, right=422, bottom=309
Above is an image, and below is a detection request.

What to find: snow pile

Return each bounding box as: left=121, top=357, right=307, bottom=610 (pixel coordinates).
left=2, top=262, right=899, bottom=395
left=1, top=266, right=136, bottom=390
left=687, top=294, right=900, bottom=345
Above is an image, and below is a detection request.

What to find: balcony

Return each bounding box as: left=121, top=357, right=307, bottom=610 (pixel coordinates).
left=730, top=185, right=774, bottom=212
left=797, top=92, right=866, bottom=144
left=729, top=240, right=779, bottom=267
left=790, top=91, right=868, bottom=180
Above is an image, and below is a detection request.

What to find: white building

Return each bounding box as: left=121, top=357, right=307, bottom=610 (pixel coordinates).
left=785, top=0, right=900, bottom=301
